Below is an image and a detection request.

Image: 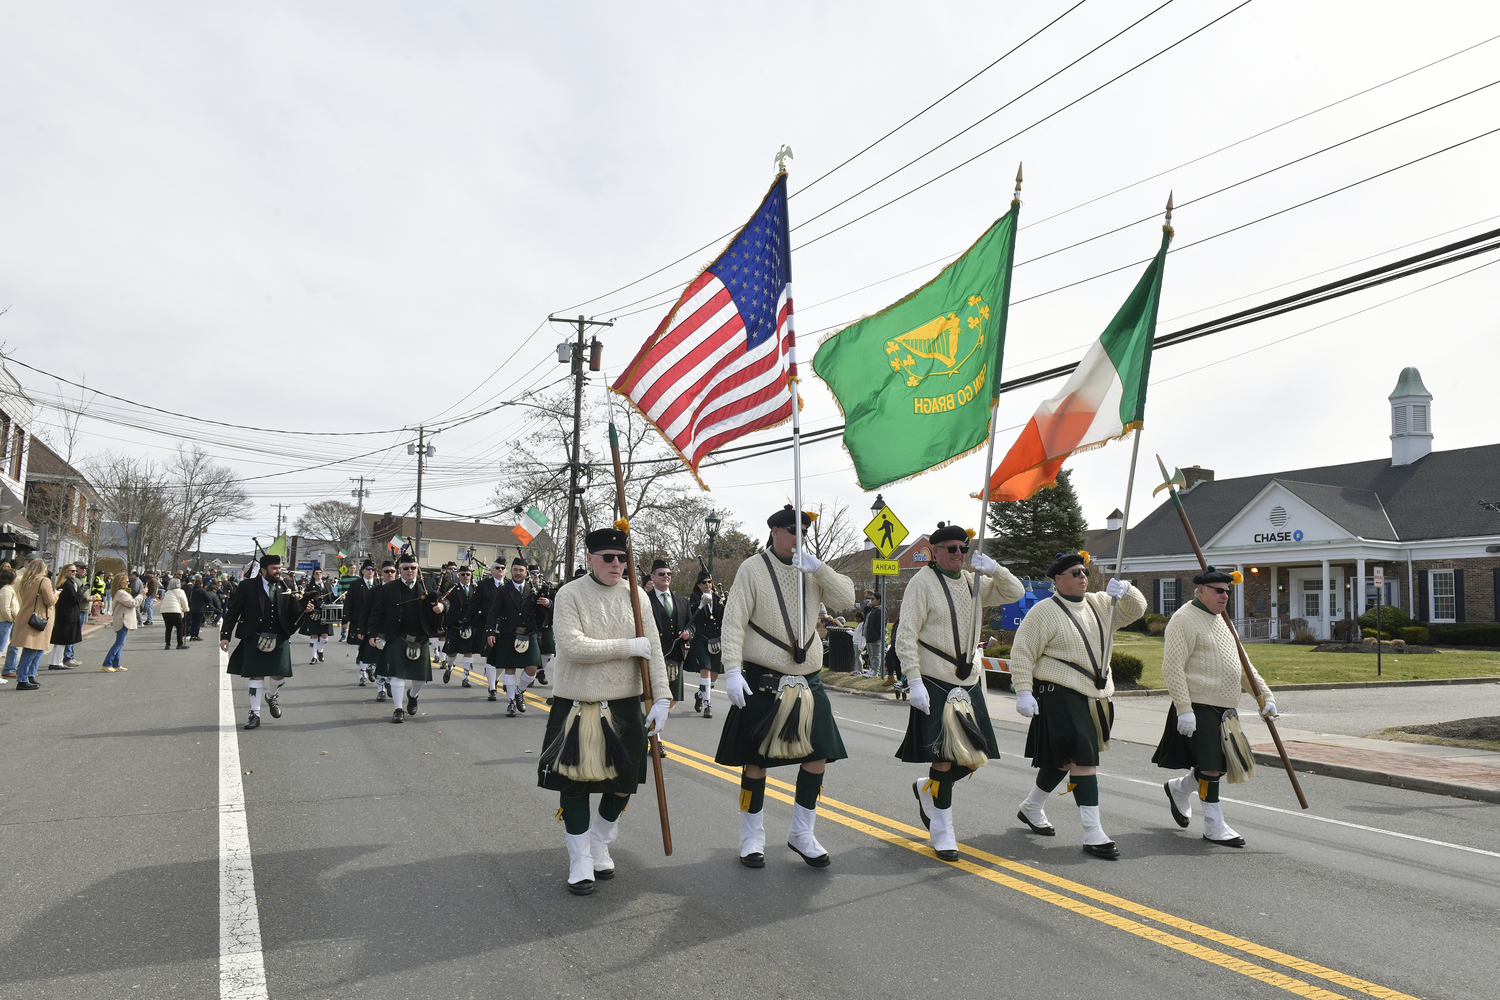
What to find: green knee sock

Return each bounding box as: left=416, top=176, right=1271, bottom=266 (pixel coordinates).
left=1070, top=774, right=1100, bottom=807
left=739, top=774, right=767, bottom=813
left=558, top=793, right=590, bottom=835
left=929, top=766, right=961, bottom=809
left=794, top=767, right=822, bottom=810
left=1035, top=766, right=1067, bottom=793
left=598, top=793, right=629, bottom=822
left=1194, top=769, right=1221, bottom=802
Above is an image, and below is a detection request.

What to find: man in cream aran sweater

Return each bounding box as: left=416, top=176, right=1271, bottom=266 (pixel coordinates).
left=716, top=505, right=856, bottom=869
left=1011, top=551, right=1145, bottom=859
left=538, top=526, right=671, bottom=896
left=896, top=521, right=1023, bottom=861
left=1152, top=566, right=1277, bottom=848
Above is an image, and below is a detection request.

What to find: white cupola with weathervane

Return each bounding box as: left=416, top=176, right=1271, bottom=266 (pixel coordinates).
left=1389, top=367, right=1433, bottom=466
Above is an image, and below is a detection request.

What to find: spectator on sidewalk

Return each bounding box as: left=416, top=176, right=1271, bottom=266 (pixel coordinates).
left=12, top=559, right=58, bottom=690
left=47, top=562, right=85, bottom=671
left=140, top=573, right=159, bottom=626
left=188, top=575, right=213, bottom=641
left=159, top=578, right=189, bottom=650
left=0, top=567, right=18, bottom=682
left=103, top=573, right=142, bottom=672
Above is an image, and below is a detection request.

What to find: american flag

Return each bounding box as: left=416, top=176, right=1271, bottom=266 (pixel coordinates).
left=613, top=174, right=794, bottom=487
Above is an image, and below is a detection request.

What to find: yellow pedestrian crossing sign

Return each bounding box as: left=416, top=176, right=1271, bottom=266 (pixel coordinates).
left=864, top=504, right=908, bottom=558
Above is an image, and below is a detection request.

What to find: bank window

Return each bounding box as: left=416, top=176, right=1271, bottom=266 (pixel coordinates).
left=1161, top=579, right=1177, bottom=613
left=1302, top=579, right=1322, bottom=618
left=1431, top=569, right=1456, bottom=622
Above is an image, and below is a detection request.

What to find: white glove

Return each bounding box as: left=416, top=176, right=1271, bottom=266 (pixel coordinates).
left=1259, top=700, right=1278, bottom=721
left=1014, top=690, right=1038, bottom=718
left=1106, top=577, right=1129, bottom=599
left=644, top=697, right=670, bottom=735
left=725, top=667, right=751, bottom=709
left=970, top=550, right=999, bottom=575
left=790, top=549, right=822, bottom=574
left=1177, top=711, right=1197, bottom=736
left=906, top=676, right=931, bottom=715
left=628, top=636, right=651, bottom=659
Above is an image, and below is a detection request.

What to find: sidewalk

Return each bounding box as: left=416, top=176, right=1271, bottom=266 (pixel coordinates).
left=1108, top=687, right=1500, bottom=804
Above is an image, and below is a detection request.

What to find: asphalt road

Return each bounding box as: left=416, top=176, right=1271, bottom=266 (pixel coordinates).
left=3, top=632, right=1498, bottom=1000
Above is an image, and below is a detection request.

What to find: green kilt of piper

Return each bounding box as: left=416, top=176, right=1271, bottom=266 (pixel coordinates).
left=1023, top=682, right=1113, bottom=770
left=355, top=640, right=380, bottom=666
left=299, top=613, right=329, bottom=637
left=714, top=661, right=847, bottom=768
left=443, top=624, right=482, bottom=656
left=537, top=625, right=556, bottom=656
left=685, top=633, right=723, bottom=675
left=488, top=631, right=542, bottom=670
left=1151, top=703, right=1229, bottom=772
left=374, top=636, right=435, bottom=682
left=226, top=637, right=294, bottom=678
left=895, top=675, right=1000, bottom=763
left=666, top=658, right=685, bottom=701
left=537, top=695, right=649, bottom=795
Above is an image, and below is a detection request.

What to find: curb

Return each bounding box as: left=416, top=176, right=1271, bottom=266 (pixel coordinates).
left=822, top=678, right=898, bottom=701
left=1114, top=675, right=1500, bottom=698
left=1250, top=750, right=1500, bottom=804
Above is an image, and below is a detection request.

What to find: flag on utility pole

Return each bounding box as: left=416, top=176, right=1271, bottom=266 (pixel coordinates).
left=984, top=225, right=1171, bottom=502
left=812, top=201, right=1019, bottom=490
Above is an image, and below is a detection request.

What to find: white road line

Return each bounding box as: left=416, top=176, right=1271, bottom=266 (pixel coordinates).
left=833, top=707, right=1500, bottom=860
left=1101, top=771, right=1500, bottom=860
left=219, top=665, right=269, bottom=999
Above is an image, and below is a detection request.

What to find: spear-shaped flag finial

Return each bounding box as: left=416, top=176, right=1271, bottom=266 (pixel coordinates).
left=1014, top=162, right=1023, bottom=197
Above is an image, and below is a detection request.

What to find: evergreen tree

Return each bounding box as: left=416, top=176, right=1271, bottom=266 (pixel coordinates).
left=985, top=468, right=1088, bottom=578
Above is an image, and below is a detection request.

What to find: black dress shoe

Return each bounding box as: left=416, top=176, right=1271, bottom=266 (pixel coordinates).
left=392, top=708, right=405, bottom=723
left=376, top=686, right=386, bottom=702
left=406, top=694, right=418, bottom=716
left=703, top=704, right=712, bottom=719
left=177, top=644, right=187, bottom=650
left=694, top=691, right=703, bottom=712
left=1016, top=810, right=1056, bottom=836
left=443, top=664, right=452, bottom=683
left=913, top=781, right=931, bottom=830
left=506, top=698, right=517, bottom=718
left=516, top=696, right=527, bottom=713
left=318, top=650, right=325, bottom=662
left=1164, top=782, right=1190, bottom=828
left=567, top=878, right=594, bottom=896
left=266, top=694, right=282, bottom=719
left=488, top=689, right=497, bottom=702
left=244, top=713, right=261, bottom=730
left=461, top=678, right=472, bottom=688
left=48, top=664, right=73, bottom=670
left=787, top=842, right=832, bottom=868
left=935, top=848, right=960, bottom=862
left=1204, top=832, right=1246, bottom=848
left=739, top=853, right=765, bottom=868
left=1082, top=841, right=1121, bottom=860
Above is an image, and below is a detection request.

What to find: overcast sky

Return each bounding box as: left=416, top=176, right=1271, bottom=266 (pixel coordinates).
left=4, top=1, right=1498, bottom=560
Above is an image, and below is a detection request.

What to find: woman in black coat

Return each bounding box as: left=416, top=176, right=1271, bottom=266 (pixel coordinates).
left=189, top=577, right=214, bottom=641
left=48, top=564, right=85, bottom=669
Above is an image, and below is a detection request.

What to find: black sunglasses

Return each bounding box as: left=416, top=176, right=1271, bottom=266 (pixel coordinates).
left=1205, top=585, right=1231, bottom=596
left=596, top=552, right=626, bottom=563
left=938, top=543, right=969, bottom=555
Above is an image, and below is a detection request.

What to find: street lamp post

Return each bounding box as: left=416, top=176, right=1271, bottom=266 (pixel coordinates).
left=704, top=510, right=721, bottom=576
left=870, top=493, right=886, bottom=678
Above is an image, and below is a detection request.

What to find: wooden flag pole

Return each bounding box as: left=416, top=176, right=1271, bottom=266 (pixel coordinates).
left=966, top=164, right=1024, bottom=665
left=603, top=386, right=673, bottom=854
left=1155, top=453, right=1309, bottom=810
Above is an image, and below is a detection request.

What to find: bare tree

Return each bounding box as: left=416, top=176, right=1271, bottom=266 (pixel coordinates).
left=87, top=453, right=174, bottom=570
left=806, top=499, right=858, bottom=562
left=294, top=500, right=361, bottom=554
left=164, top=444, right=251, bottom=564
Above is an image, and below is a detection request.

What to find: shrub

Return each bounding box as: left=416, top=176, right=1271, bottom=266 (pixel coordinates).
left=1397, top=626, right=1429, bottom=645
left=1148, top=620, right=1167, bottom=635
left=1357, top=604, right=1410, bottom=633
left=1427, top=623, right=1500, bottom=647
left=1293, top=626, right=1318, bottom=644
left=1362, top=628, right=1395, bottom=640
left=1142, top=613, right=1169, bottom=630
left=982, top=643, right=1012, bottom=659
left=1331, top=618, right=1359, bottom=642
left=1111, top=651, right=1144, bottom=686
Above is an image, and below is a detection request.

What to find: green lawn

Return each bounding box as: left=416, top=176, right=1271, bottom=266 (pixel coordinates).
left=1109, top=632, right=1500, bottom=687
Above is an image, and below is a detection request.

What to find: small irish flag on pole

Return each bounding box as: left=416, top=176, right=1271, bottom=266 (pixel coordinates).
left=513, top=505, right=549, bottom=546
left=984, top=225, right=1171, bottom=502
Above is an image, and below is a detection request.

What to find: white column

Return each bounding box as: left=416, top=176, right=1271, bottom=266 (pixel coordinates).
left=1268, top=564, right=1278, bottom=639
left=1356, top=557, right=1367, bottom=615
left=1321, top=558, right=1331, bottom=640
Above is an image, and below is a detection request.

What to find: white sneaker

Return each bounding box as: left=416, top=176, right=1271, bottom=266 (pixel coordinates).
left=739, top=809, right=766, bottom=866
left=565, top=832, right=595, bottom=894
left=787, top=804, right=830, bottom=868
left=589, top=814, right=619, bottom=880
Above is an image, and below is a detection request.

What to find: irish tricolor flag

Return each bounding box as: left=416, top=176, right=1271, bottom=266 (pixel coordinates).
left=513, top=505, right=548, bottom=546
left=985, top=228, right=1170, bottom=501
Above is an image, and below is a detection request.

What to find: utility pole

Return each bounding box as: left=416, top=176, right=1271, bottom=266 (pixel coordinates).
left=350, top=476, right=374, bottom=559
left=274, top=503, right=286, bottom=538
left=548, top=313, right=612, bottom=577
left=409, top=428, right=435, bottom=566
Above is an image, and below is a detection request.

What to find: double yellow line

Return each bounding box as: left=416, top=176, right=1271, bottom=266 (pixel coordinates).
left=520, top=691, right=1413, bottom=1000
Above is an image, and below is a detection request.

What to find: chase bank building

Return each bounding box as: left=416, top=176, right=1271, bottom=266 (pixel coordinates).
left=1096, top=369, right=1500, bottom=639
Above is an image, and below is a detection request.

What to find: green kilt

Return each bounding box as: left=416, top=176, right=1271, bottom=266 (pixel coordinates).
left=487, top=632, right=542, bottom=670
left=895, top=675, right=1000, bottom=763
left=714, top=661, right=847, bottom=768
left=226, top=637, right=293, bottom=678
left=1023, top=683, right=1112, bottom=770
left=299, top=614, right=330, bottom=637
left=444, top=625, right=481, bottom=656
left=355, top=640, right=380, bottom=666
left=1152, top=703, right=1228, bottom=772
left=538, top=626, right=556, bottom=656
left=686, top=633, right=723, bottom=674
left=374, top=637, right=435, bottom=682
left=537, top=696, right=649, bottom=795
left=667, top=659, right=685, bottom=701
